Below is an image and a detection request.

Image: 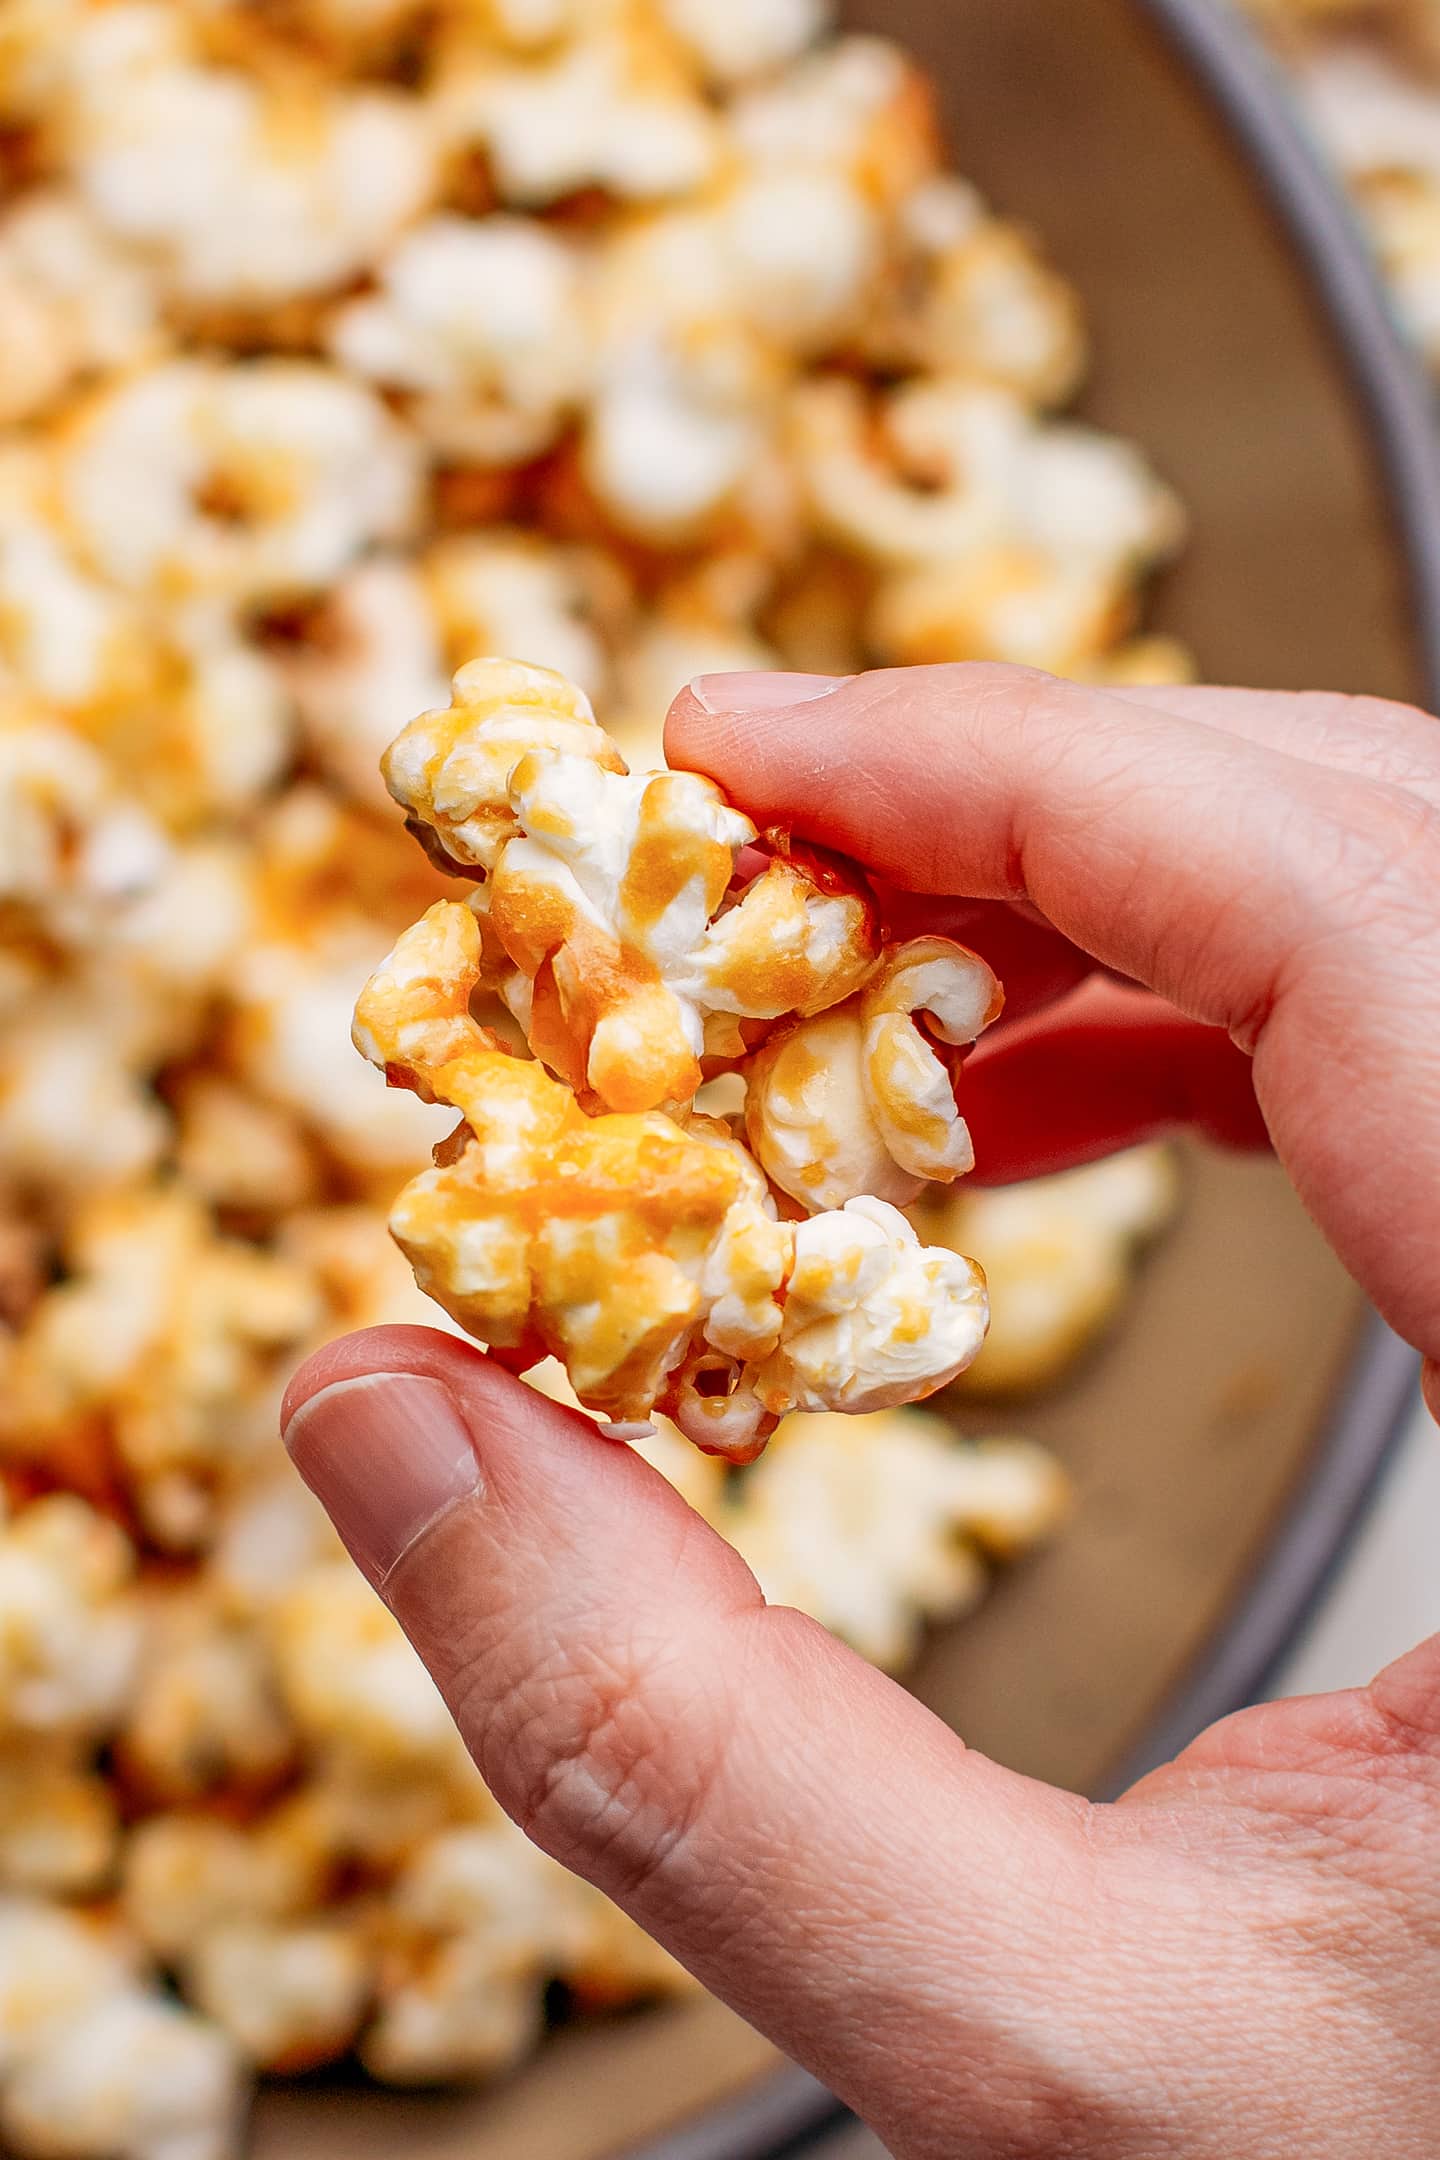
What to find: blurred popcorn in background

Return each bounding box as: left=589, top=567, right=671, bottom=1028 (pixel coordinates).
left=1246, top=0, right=1440, bottom=376
left=0, top=0, right=1320, bottom=2150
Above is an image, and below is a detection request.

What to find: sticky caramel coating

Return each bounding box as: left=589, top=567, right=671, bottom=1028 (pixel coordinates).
left=354, top=893, right=989, bottom=1453
left=381, top=657, right=879, bottom=1117
left=746, top=935, right=1003, bottom=1213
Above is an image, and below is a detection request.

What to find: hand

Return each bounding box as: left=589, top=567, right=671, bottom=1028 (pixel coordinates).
left=284, top=665, right=1440, bottom=2159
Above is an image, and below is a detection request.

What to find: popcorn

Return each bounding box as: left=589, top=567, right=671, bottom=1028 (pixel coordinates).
left=0, top=714, right=170, bottom=956
left=0, top=0, right=1188, bottom=2118
left=437, top=15, right=721, bottom=207
left=56, top=360, right=421, bottom=609
left=1295, top=45, right=1440, bottom=367
left=0, top=192, right=158, bottom=429
left=173, top=1078, right=320, bottom=1221
left=2, top=1977, right=244, bottom=2160
left=725, top=1409, right=1069, bottom=1670
left=356, top=660, right=993, bottom=1450
left=0, top=1756, right=120, bottom=1898
left=269, top=1560, right=469, bottom=1776
left=0, top=983, right=172, bottom=1206
left=865, top=179, right=1087, bottom=406
left=117, top=1588, right=294, bottom=1805
left=2, top=1188, right=322, bottom=1550
left=122, top=1810, right=325, bottom=1964
left=358, top=897, right=988, bottom=1448
left=745, top=936, right=1003, bottom=1213
left=378, top=658, right=879, bottom=1105
left=227, top=789, right=456, bottom=1178
left=423, top=534, right=617, bottom=701
left=186, top=1921, right=374, bottom=2073
left=0, top=1495, right=141, bottom=1746
left=363, top=1820, right=570, bottom=2084
left=0, top=1898, right=135, bottom=2076
left=926, top=1146, right=1181, bottom=1398
left=658, top=0, right=824, bottom=84
left=55, top=6, right=436, bottom=313
left=330, top=215, right=588, bottom=464
left=793, top=375, right=1183, bottom=671
left=0, top=454, right=293, bottom=826
left=730, top=35, right=943, bottom=212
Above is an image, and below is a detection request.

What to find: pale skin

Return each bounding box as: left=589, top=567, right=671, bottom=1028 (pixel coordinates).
left=284, top=665, right=1440, bottom=2159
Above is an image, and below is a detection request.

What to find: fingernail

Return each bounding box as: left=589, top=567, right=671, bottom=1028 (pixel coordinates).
left=688, top=670, right=846, bottom=714
left=283, top=1373, right=482, bottom=1591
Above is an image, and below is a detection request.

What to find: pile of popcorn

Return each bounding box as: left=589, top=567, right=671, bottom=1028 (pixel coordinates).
left=0, top=1, right=1183, bottom=2151
left=1248, top=0, right=1440, bottom=374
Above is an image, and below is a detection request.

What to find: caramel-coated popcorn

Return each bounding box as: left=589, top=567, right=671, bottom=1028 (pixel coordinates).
left=356, top=659, right=995, bottom=1450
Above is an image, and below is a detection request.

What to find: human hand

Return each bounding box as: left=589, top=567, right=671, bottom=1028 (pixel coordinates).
left=284, top=665, right=1440, bottom=2158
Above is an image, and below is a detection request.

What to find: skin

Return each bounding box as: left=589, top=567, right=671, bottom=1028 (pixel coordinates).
left=285, top=665, right=1440, bottom=2159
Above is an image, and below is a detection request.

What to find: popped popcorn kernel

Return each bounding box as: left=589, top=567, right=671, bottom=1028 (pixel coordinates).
left=356, top=659, right=995, bottom=1449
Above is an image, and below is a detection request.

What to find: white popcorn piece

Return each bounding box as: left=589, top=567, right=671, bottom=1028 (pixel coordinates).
left=185, top=1921, right=373, bottom=2074
left=122, top=1809, right=325, bottom=1965
left=363, top=1938, right=543, bottom=2087
left=56, top=359, right=421, bottom=608
left=174, top=1077, right=319, bottom=1220
left=423, top=534, right=615, bottom=705
left=436, top=17, right=721, bottom=208
left=929, top=1146, right=1181, bottom=1397
left=117, top=1587, right=294, bottom=1805
left=0, top=1495, right=142, bottom=1746
left=226, top=787, right=456, bottom=1176
left=0, top=716, right=170, bottom=955
left=269, top=1561, right=468, bottom=1775
left=273, top=559, right=447, bottom=813
left=659, top=0, right=825, bottom=84
left=0, top=1896, right=137, bottom=2076
left=730, top=34, right=942, bottom=209
left=745, top=936, right=1003, bottom=1213
left=208, top=1472, right=345, bottom=1618
left=2, top=1188, right=322, bottom=1552
left=0, top=1756, right=120, bottom=1898
left=725, top=1408, right=1068, bottom=1669
left=330, top=215, right=589, bottom=464
left=0, top=191, right=158, bottom=428
left=0, top=982, right=172, bottom=1204
left=793, top=374, right=1183, bottom=671
left=363, top=1819, right=576, bottom=2084
left=2, top=1984, right=244, bottom=2160
left=59, top=8, right=436, bottom=312
left=866, top=177, right=1087, bottom=405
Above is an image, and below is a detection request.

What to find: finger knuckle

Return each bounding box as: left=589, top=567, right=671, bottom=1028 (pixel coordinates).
left=461, top=1623, right=715, bottom=1899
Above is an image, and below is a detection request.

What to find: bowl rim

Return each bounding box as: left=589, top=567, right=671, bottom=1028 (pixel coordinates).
left=625, top=2, right=1440, bottom=2153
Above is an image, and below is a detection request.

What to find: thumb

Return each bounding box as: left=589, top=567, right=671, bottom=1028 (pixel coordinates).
left=281, top=1326, right=1102, bottom=2153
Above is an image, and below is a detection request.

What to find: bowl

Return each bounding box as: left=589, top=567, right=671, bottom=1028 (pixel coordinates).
left=255, top=2, right=1440, bottom=2155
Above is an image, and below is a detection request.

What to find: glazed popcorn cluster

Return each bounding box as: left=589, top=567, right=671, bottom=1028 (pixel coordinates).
left=0, top=0, right=1184, bottom=2148
left=356, top=658, right=1003, bottom=1454
left=1248, top=0, right=1440, bottom=373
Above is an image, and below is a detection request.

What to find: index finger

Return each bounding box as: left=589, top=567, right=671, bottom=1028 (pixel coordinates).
left=668, top=664, right=1407, bottom=1044
left=667, top=664, right=1440, bottom=1361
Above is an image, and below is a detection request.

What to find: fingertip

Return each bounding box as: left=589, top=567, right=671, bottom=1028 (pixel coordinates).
left=663, top=672, right=848, bottom=792
left=279, top=1323, right=497, bottom=1438
left=1424, top=1359, right=1439, bottom=1428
